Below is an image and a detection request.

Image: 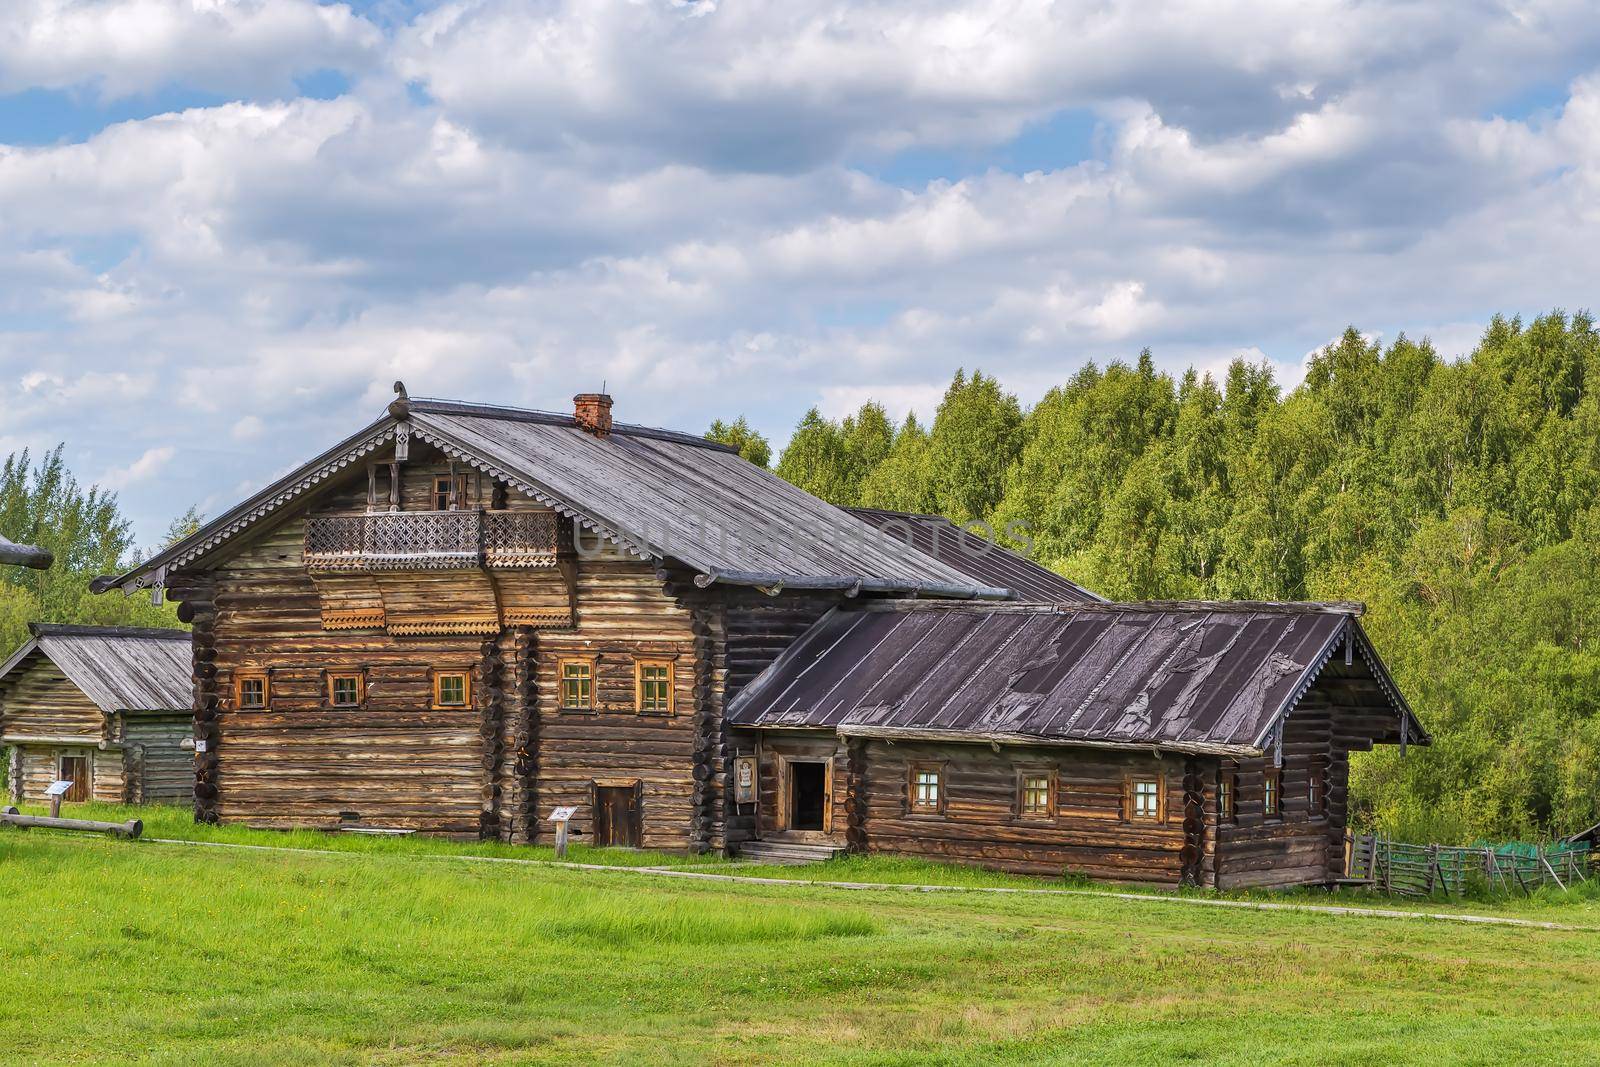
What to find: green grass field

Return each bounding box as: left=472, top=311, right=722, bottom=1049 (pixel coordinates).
left=4, top=807, right=1600, bottom=1064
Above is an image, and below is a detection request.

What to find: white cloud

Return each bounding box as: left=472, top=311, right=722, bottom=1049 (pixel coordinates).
left=99, top=444, right=174, bottom=489
left=0, top=0, right=382, bottom=98
left=1, top=1, right=1600, bottom=542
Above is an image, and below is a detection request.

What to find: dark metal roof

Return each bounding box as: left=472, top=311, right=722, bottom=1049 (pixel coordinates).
left=845, top=507, right=1101, bottom=604
left=0, top=624, right=191, bottom=713
left=103, top=397, right=1011, bottom=600
left=0, top=534, right=51, bottom=569
left=728, top=601, right=1426, bottom=755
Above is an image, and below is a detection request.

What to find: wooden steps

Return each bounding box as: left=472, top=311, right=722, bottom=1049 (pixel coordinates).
left=736, top=840, right=844, bottom=865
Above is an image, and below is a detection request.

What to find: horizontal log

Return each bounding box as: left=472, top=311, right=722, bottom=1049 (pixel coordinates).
left=1, top=807, right=142, bottom=839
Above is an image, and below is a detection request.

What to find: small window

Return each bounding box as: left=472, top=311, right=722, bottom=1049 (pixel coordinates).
left=433, top=670, right=471, bottom=708
left=634, top=659, right=673, bottom=714
left=1131, top=779, right=1161, bottom=820
left=328, top=672, right=364, bottom=708
left=433, top=474, right=465, bottom=511
left=1019, top=772, right=1054, bottom=818
left=1264, top=767, right=1282, bottom=817
left=1217, top=772, right=1236, bottom=822
left=236, top=672, right=269, bottom=710
left=910, top=764, right=943, bottom=814
left=559, top=657, right=594, bottom=710
left=1308, top=766, right=1323, bottom=815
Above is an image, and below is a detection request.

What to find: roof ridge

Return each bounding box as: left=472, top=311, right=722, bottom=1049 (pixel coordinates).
left=30, top=623, right=191, bottom=640
left=857, top=599, right=1364, bottom=616
left=409, top=398, right=739, bottom=453
left=842, top=505, right=947, bottom=521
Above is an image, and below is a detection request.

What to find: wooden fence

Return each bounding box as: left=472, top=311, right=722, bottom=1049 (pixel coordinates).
left=1345, top=834, right=1591, bottom=898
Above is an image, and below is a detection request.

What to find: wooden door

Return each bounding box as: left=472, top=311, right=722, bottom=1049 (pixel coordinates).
left=58, top=754, right=89, bottom=802
left=594, top=785, right=640, bottom=847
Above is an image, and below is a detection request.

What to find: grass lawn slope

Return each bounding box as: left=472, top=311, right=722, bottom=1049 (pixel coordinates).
left=3, top=818, right=1600, bottom=1064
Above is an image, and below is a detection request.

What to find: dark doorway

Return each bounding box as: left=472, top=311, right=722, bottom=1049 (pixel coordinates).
left=593, top=784, right=640, bottom=847
left=58, top=754, right=89, bottom=802
left=789, top=761, right=828, bottom=831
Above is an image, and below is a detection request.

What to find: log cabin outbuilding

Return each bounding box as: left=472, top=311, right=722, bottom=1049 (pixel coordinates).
left=0, top=624, right=193, bottom=804
left=96, top=385, right=1425, bottom=886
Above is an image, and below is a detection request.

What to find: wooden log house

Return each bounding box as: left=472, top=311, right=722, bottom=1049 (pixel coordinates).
left=727, top=600, right=1426, bottom=887
left=97, top=385, right=1425, bottom=886
left=0, top=625, right=193, bottom=804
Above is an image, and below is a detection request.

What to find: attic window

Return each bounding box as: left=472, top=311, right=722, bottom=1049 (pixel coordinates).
left=235, top=672, right=269, bottom=711
left=433, top=474, right=465, bottom=511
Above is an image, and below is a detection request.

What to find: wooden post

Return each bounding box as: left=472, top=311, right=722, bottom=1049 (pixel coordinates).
left=548, top=805, right=577, bottom=859
left=1539, top=851, right=1567, bottom=892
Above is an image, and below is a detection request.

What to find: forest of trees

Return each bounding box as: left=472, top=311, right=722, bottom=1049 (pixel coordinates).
left=716, top=312, right=1600, bottom=844
left=0, top=447, right=180, bottom=656
left=6, top=312, right=1598, bottom=845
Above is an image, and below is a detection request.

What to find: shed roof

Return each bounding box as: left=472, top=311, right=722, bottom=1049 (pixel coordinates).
left=727, top=600, right=1426, bottom=756
left=99, top=396, right=1008, bottom=600
left=844, top=507, right=1100, bottom=604
left=0, top=624, right=191, bottom=714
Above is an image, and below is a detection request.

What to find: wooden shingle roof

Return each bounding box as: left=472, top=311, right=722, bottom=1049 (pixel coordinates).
left=0, top=624, right=191, bottom=713
left=100, top=396, right=1013, bottom=600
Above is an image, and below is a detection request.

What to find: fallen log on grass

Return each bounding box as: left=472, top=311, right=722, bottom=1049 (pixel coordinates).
left=0, top=806, right=142, bottom=839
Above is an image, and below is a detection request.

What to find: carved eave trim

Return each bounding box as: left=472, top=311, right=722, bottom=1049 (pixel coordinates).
left=111, top=425, right=398, bottom=594
left=408, top=420, right=658, bottom=566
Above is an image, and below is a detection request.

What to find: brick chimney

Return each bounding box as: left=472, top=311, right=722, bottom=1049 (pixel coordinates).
left=574, top=392, right=614, bottom=437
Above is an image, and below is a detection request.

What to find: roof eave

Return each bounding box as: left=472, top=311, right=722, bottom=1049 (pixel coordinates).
left=0, top=638, right=42, bottom=690
left=95, top=416, right=403, bottom=596
left=692, top=568, right=1014, bottom=601
left=826, top=724, right=1261, bottom=758
left=1249, top=615, right=1428, bottom=752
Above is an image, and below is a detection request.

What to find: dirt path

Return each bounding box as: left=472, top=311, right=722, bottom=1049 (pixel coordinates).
left=129, top=835, right=1590, bottom=931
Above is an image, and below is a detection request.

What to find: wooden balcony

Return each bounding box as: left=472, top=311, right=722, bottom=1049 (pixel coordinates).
left=303, top=510, right=560, bottom=572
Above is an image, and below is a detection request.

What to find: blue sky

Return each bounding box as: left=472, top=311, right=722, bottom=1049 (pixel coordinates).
left=3, top=0, right=1600, bottom=549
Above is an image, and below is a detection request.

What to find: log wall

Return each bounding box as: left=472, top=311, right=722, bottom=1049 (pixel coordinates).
left=721, top=591, right=842, bottom=848
left=174, top=456, right=710, bottom=847
left=821, top=737, right=1198, bottom=882
left=194, top=516, right=483, bottom=833
left=529, top=545, right=699, bottom=851
left=0, top=657, right=189, bottom=805
left=1211, top=664, right=1393, bottom=889
left=1, top=658, right=104, bottom=742
left=121, top=712, right=195, bottom=802
left=9, top=744, right=126, bottom=804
